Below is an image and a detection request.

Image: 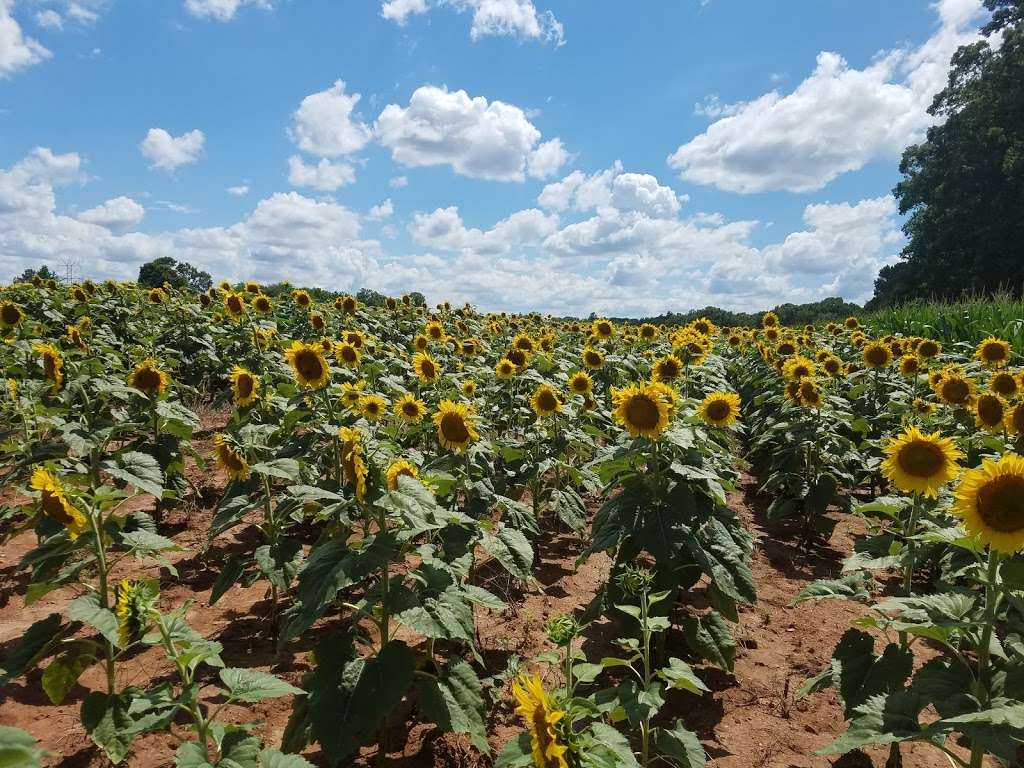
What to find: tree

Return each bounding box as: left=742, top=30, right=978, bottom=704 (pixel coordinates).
left=355, top=288, right=387, bottom=307
left=13, top=265, right=58, bottom=283
left=138, top=257, right=212, bottom=292
left=869, top=0, right=1024, bottom=307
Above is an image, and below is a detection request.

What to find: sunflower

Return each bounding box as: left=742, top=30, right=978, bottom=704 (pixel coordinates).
left=935, top=367, right=974, bottom=406
left=862, top=342, right=893, bottom=369
left=358, top=394, right=387, bottom=422
left=899, top=355, right=921, bottom=377
left=292, top=289, right=312, bottom=308
left=338, top=427, right=368, bottom=501
left=213, top=433, right=250, bottom=480
left=699, top=391, right=741, bottom=428
left=495, top=357, right=517, bottom=380
left=230, top=365, right=259, bottom=407
left=761, top=311, right=779, bottom=329
left=128, top=358, right=169, bottom=396
left=952, top=453, right=1024, bottom=553
left=844, top=316, right=859, bottom=330
left=392, top=392, right=425, bottom=423
left=337, top=295, right=358, bottom=314
left=412, top=352, right=440, bottom=383
left=30, top=467, right=88, bottom=540
left=691, top=317, right=716, bottom=337
left=567, top=371, right=593, bottom=395
left=460, top=339, right=479, bottom=357
left=512, top=674, right=569, bottom=768
left=224, top=292, right=245, bottom=318
left=612, top=382, right=671, bottom=440
left=976, top=394, right=1007, bottom=432
left=990, top=371, right=1018, bottom=399
left=386, top=459, right=420, bottom=491
left=917, top=338, right=940, bottom=359
left=513, top=333, right=536, bottom=353
left=639, top=323, right=659, bottom=341
left=33, top=343, right=64, bottom=391
left=581, top=348, right=605, bottom=370
left=341, top=380, right=366, bottom=409
left=1009, top=403, right=1024, bottom=435
left=913, top=397, right=936, bottom=414
left=881, top=427, right=962, bottom=498
left=0, top=300, right=24, bottom=328
left=798, top=380, right=823, bottom=409
left=822, top=355, right=843, bottom=377
left=252, top=294, right=272, bottom=313
left=284, top=341, right=331, bottom=389
left=148, top=288, right=164, bottom=304
left=530, top=384, right=562, bottom=418
left=334, top=342, right=362, bottom=368
left=782, top=355, right=815, bottom=381
left=776, top=340, right=797, bottom=358
left=462, top=379, right=477, bottom=397
left=591, top=318, right=614, bottom=340
left=976, top=337, right=1012, bottom=369
left=199, top=292, right=212, bottom=308
left=114, top=579, right=152, bottom=648
left=653, top=354, right=683, bottom=382
left=433, top=400, right=479, bottom=453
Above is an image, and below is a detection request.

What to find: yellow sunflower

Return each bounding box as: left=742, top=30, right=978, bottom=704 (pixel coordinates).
left=291, top=289, right=312, bottom=308
left=782, top=355, right=816, bottom=381
left=336, top=295, right=358, bottom=313
left=899, top=355, right=921, bottom=377
left=512, top=674, right=569, bottom=768
left=214, top=434, right=250, bottom=481
left=284, top=341, right=331, bottom=389
left=934, top=367, right=974, bottom=406
left=952, top=453, right=1024, bottom=553
left=916, top=338, right=941, bottom=359
left=338, top=426, right=368, bottom=501
left=230, top=365, right=259, bottom=407
left=495, top=357, right=517, bottom=380
left=30, top=467, right=88, bottom=540
left=412, top=352, right=440, bottom=383
left=653, top=355, right=683, bottom=382
left=386, top=459, right=420, bottom=491
left=699, top=391, right=741, bottom=428
left=252, top=294, right=272, bottom=313
left=513, top=333, right=536, bottom=353
left=880, top=426, right=962, bottom=498
left=114, top=579, right=152, bottom=648
left=530, top=384, right=562, bottom=418
left=395, top=393, right=426, bottom=423
left=913, top=397, right=936, bottom=415
left=567, top=371, right=593, bottom=395
left=0, top=300, right=24, bottom=328
left=224, top=292, right=245, bottom=318
left=862, top=342, right=893, bottom=370
left=33, top=343, right=64, bottom=391
left=798, top=380, right=823, bottom=409
left=591, top=318, right=614, bottom=340
left=990, top=371, right=1019, bottom=399
left=976, top=393, right=1007, bottom=432
left=761, top=311, right=780, bottom=329
left=433, top=400, right=479, bottom=453
left=976, top=337, right=1012, bottom=369
left=128, top=358, right=169, bottom=396
left=1007, top=402, right=1024, bottom=435
left=581, top=348, right=605, bottom=370
left=334, top=341, right=362, bottom=368
left=341, top=380, right=366, bottom=409
left=358, top=394, right=387, bottom=422
left=638, top=323, right=659, bottom=341
left=611, top=382, right=671, bottom=440
left=462, top=379, right=477, bottom=397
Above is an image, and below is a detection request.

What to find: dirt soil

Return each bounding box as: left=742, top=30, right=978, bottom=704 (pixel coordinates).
left=0, top=414, right=979, bottom=767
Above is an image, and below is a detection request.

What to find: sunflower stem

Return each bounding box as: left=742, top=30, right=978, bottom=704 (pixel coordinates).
left=969, top=549, right=1001, bottom=768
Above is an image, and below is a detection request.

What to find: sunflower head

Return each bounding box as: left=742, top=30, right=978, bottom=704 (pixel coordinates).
left=339, top=295, right=358, bottom=314
left=782, top=355, right=815, bottom=381
left=292, top=289, right=312, bottom=308
left=425, top=321, right=445, bottom=341
left=214, top=433, right=250, bottom=481
left=512, top=674, right=569, bottom=768
left=952, top=453, right=1024, bottom=553
left=530, top=384, right=562, bottom=418
left=495, top=357, right=517, bottom=380
left=513, top=333, right=535, bottom=353
left=976, top=393, right=1007, bottom=432
left=568, top=371, right=593, bottom=395
left=386, top=459, right=421, bottom=491
left=285, top=341, right=331, bottom=389
left=798, top=380, right=823, bottom=409
left=582, top=347, right=605, bottom=370
left=432, top=400, right=479, bottom=453
left=899, top=355, right=920, bottom=377
left=30, top=467, right=88, bottom=539
left=912, top=397, right=936, bottom=415
left=114, top=579, right=156, bottom=648
left=334, top=341, right=362, bottom=368
left=990, top=371, right=1018, bottom=399
left=412, top=352, right=440, bottom=383
left=394, top=392, right=426, bottom=423
left=976, top=337, right=1012, bottom=369
left=761, top=311, right=780, bottom=329
left=358, top=394, right=387, bottom=422
left=700, top=391, right=741, bottom=428
left=33, top=342, right=64, bottom=391
left=0, top=301, right=24, bottom=328
left=639, top=323, right=659, bottom=341
left=230, top=365, right=259, bottom=407
left=934, top=367, right=975, bottom=406
left=862, top=342, right=893, bottom=369
left=917, top=338, right=940, bottom=358
left=612, top=381, right=672, bottom=440
left=462, top=379, right=477, bottom=397
left=148, top=288, right=165, bottom=304
left=341, top=380, right=366, bottom=408
left=653, top=354, right=683, bottom=382
left=591, top=318, right=615, bottom=340
left=128, top=358, right=170, bottom=396
left=224, top=292, right=245, bottom=318
left=338, top=426, right=368, bottom=501
left=881, top=426, right=962, bottom=498
left=822, top=355, right=843, bottom=377
left=252, top=294, right=272, bottom=313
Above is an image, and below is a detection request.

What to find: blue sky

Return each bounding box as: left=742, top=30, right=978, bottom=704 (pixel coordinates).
left=0, top=0, right=988, bottom=315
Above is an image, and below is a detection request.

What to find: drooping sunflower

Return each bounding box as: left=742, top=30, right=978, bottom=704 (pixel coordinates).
left=699, top=391, right=741, bottom=428
left=224, top=292, right=246, bottom=318
left=530, top=384, right=562, bottom=418
left=148, top=288, right=165, bottom=304
left=934, top=367, right=974, bottom=406
left=952, top=453, right=1024, bottom=553
left=114, top=579, right=153, bottom=648
left=412, top=352, right=440, bottom=383
left=581, top=347, right=605, bottom=370
left=334, top=341, right=362, bottom=368
left=32, top=343, right=64, bottom=391
left=653, top=354, right=683, bottom=382
left=229, top=365, right=259, bottom=407
left=611, top=382, right=671, bottom=440
left=798, top=379, right=823, bottom=409
left=976, top=336, right=1012, bottom=369
left=506, top=348, right=530, bottom=369
left=338, top=426, right=368, bottom=501
left=861, top=342, right=893, bottom=369
left=284, top=341, right=331, bottom=389
left=128, top=358, right=170, bottom=396
left=0, top=300, right=24, bottom=328
left=386, top=459, right=420, bottom=491
left=495, top=357, right=517, bottom=380
left=512, top=674, right=569, bottom=768
left=976, top=393, right=1007, bottom=432
left=30, top=467, right=88, bottom=540
left=394, top=392, right=426, bottom=423
left=432, top=400, right=479, bottom=453
left=913, top=397, right=936, bottom=414
left=567, top=371, right=593, bottom=395
left=214, top=433, right=250, bottom=481
left=880, top=426, right=962, bottom=498
left=358, top=394, right=387, bottom=422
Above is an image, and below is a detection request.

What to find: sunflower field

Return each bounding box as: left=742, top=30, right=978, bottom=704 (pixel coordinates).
left=2, top=278, right=1024, bottom=768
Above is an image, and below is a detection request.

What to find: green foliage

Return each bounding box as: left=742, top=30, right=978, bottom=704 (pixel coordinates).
left=138, top=257, right=212, bottom=293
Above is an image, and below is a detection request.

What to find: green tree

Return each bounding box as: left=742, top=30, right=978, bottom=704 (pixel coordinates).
left=13, top=265, right=58, bottom=283
left=137, top=258, right=211, bottom=292
left=870, top=0, right=1024, bottom=308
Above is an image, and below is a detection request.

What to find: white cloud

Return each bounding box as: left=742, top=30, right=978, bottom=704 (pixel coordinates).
left=693, top=94, right=745, bottom=119
left=34, top=9, right=62, bottom=29
left=183, top=0, right=271, bottom=22
left=287, top=155, right=355, bottom=191
left=380, top=0, right=563, bottom=45
left=289, top=80, right=372, bottom=158
left=1, top=0, right=51, bottom=78
left=411, top=205, right=559, bottom=255
left=226, top=184, right=249, bottom=196
left=538, top=164, right=681, bottom=219
left=389, top=175, right=408, bottom=189
left=77, top=196, right=145, bottom=231
left=368, top=198, right=394, bottom=220
left=66, top=2, right=100, bottom=24
left=376, top=85, right=567, bottom=182
left=140, top=128, right=205, bottom=172
left=668, top=0, right=985, bottom=193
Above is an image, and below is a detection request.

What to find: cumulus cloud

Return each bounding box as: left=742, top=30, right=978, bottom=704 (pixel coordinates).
left=389, top=175, right=409, bottom=189
left=77, top=196, right=145, bottom=230
left=411, top=205, right=558, bottom=254
left=668, top=0, right=985, bottom=193
left=140, top=128, right=205, bottom=172
left=287, top=155, right=356, bottom=191
left=538, top=164, right=682, bottom=219
left=1, top=0, right=51, bottom=78
left=183, top=0, right=271, bottom=22
left=289, top=80, right=372, bottom=158
left=34, top=9, right=63, bottom=29
left=380, top=0, right=563, bottom=44
left=368, top=198, right=394, bottom=220
left=376, top=85, right=568, bottom=182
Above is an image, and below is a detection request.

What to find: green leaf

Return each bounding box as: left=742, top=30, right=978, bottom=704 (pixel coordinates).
left=219, top=668, right=304, bottom=703
left=42, top=645, right=96, bottom=704
left=0, top=726, right=46, bottom=768
left=251, top=459, right=301, bottom=481
left=792, top=573, right=871, bottom=605
left=0, top=613, right=63, bottom=685
left=494, top=733, right=533, bottom=768
left=657, top=657, right=709, bottom=695
left=481, top=526, right=534, bottom=582
left=254, top=539, right=304, bottom=591
left=654, top=720, right=706, bottom=768
left=156, top=401, right=200, bottom=438
left=549, top=487, right=586, bottom=533
left=415, top=659, right=489, bottom=754
left=831, top=630, right=913, bottom=719
left=103, top=451, right=165, bottom=498
left=120, top=529, right=180, bottom=555
left=393, top=588, right=475, bottom=642
left=68, top=594, right=121, bottom=647
left=82, top=692, right=136, bottom=764
left=682, top=612, right=736, bottom=671
left=209, top=555, right=246, bottom=605
left=260, top=750, right=316, bottom=768
left=820, top=691, right=925, bottom=754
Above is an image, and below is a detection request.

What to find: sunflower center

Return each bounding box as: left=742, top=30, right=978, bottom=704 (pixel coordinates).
left=942, top=378, right=970, bottom=404
left=41, top=490, right=73, bottom=524
left=571, top=378, right=588, bottom=393
left=228, top=297, right=242, bottom=313
left=625, top=395, right=661, bottom=430
left=296, top=351, right=324, bottom=381
left=134, top=368, right=162, bottom=391
left=537, top=390, right=558, bottom=411
left=983, top=343, right=1007, bottom=362
left=866, top=347, right=888, bottom=366
left=659, top=361, right=680, bottom=378
left=705, top=400, right=731, bottom=422
left=237, top=374, right=254, bottom=398
left=403, top=402, right=419, bottom=417
left=43, top=355, right=58, bottom=379
left=897, top=441, right=946, bottom=478
left=1013, top=406, right=1024, bottom=434
left=1, top=304, right=20, bottom=324
left=440, top=413, right=470, bottom=444
left=341, top=346, right=357, bottom=363
left=993, top=374, right=1017, bottom=396
left=220, top=447, right=245, bottom=472
left=421, top=360, right=436, bottom=378
left=919, top=341, right=938, bottom=357
left=978, top=396, right=1004, bottom=426
left=976, top=475, right=1024, bottom=533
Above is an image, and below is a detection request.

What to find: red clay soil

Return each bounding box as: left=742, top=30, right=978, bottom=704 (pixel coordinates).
left=0, top=418, right=980, bottom=767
